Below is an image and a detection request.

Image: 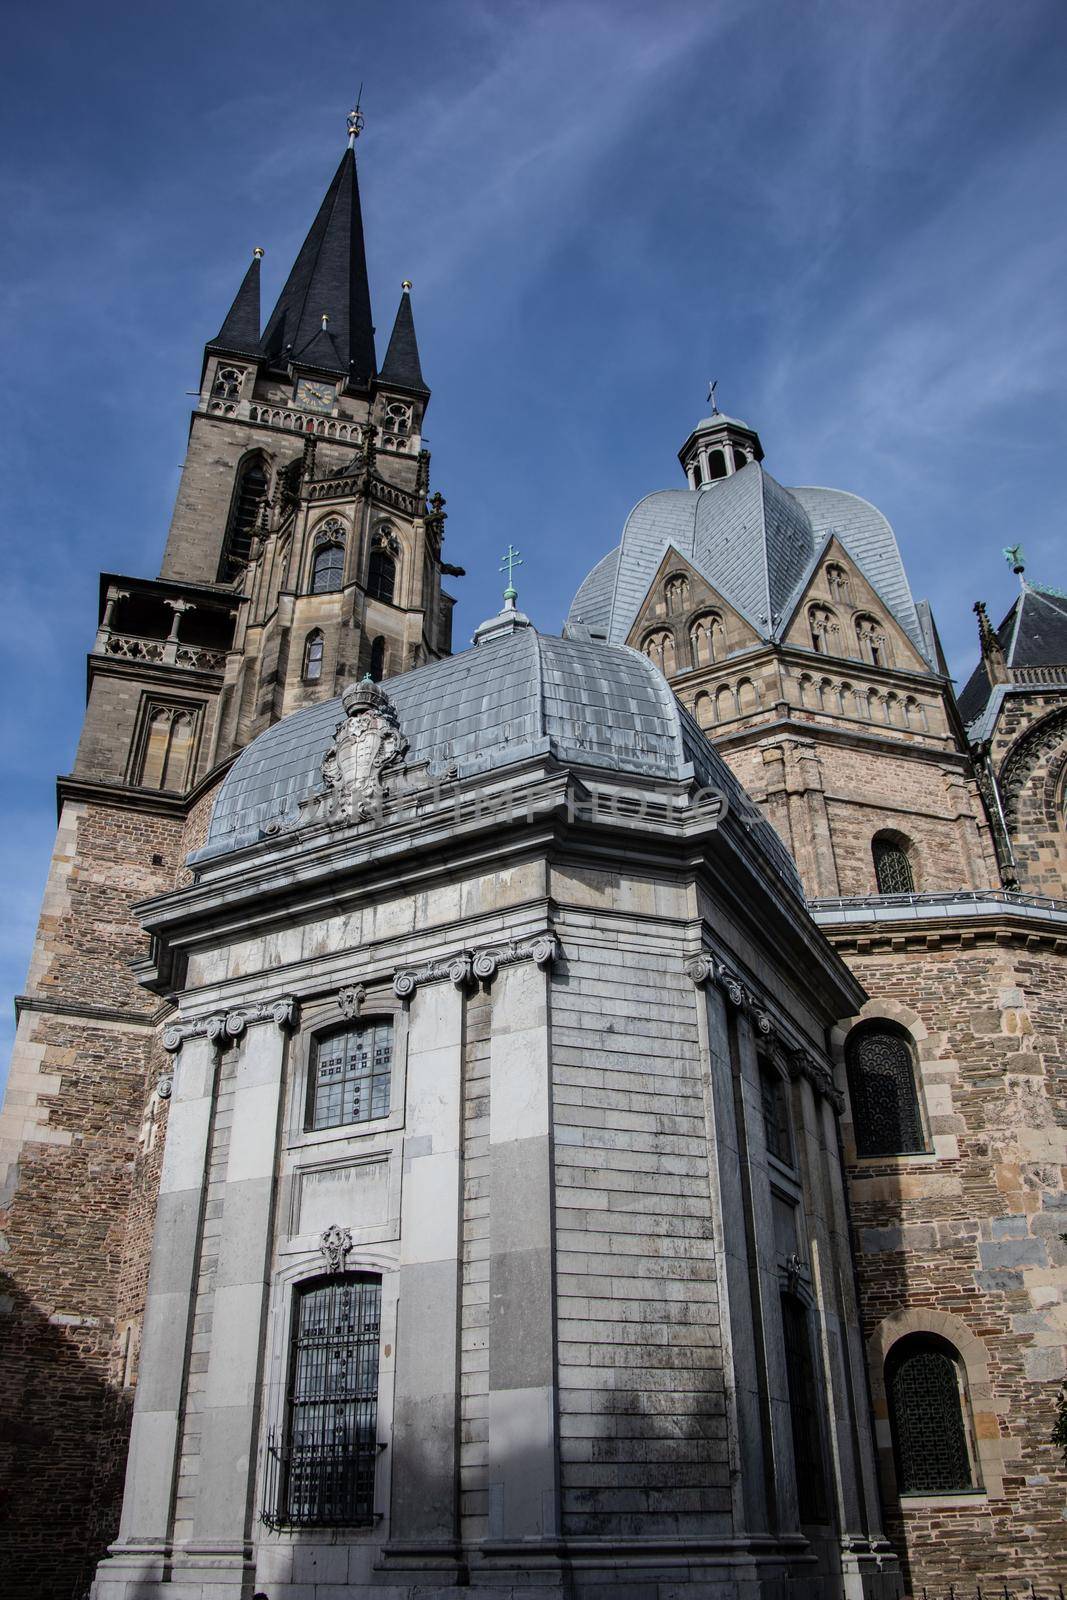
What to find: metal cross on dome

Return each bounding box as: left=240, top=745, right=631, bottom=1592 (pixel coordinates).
left=500, top=544, right=523, bottom=602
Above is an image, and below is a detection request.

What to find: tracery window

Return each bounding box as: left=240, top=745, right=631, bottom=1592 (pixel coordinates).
left=689, top=611, right=724, bottom=668
left=642, top=628, right=676, bottom=675
left=873, top=833, right=914, bottom=894
left=303, top=630, right=324, bottom=683
left=780, top=1293, right=827, bottom=1522
left=886, top=1335, right=975, bottom=1494
left=212, top=365, right=243, bottom=402
left=137, top=704, right=197, bottom=792
left=367, top=549, right=397, bottom=604
left=307, top=1021, right=393, bottom=1132
left=382, top=400, right=412, bottom=439
left=808, top=605, right=838, bottom=654
left=219, top=454, right=268, bottom=581
left=312, top=543, right=345, bottom=594
left=276, top=1275, right=382, bottom=1527
left=664, top=574, right=690, bottom=614
left=855, top=613, right=889, bottom=668
left=845, top=1024, right=925, bottom=1157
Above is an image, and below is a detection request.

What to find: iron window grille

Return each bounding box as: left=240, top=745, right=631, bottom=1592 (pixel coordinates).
left=780, top=1292, right=828, bottom=1523
left=873, top=838, right=914, bottom=894
left=307, top=1021, right=393, bottom=1133
left=887, top=1336, right=974, bottom=1494
left=264, top=1275, right=383, bottom=1529
left=846, top=1027, right=925, bottom=1157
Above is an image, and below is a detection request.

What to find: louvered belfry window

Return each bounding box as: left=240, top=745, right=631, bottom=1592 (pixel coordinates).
left=283, top=1276, right=382, bottom=1526
left=780, top=1293, right=828, bottom=1523
left=873, top=837, right=914, bottom=894
left=887, top=1337, right=974, bottom=1494
left=846, top=1027, right=924, bottom=1157
left=308, top=1022, right=393, bottom=1131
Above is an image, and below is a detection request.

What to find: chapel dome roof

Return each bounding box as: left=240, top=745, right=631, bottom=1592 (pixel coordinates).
left=196, top=621, right=801, bottom=894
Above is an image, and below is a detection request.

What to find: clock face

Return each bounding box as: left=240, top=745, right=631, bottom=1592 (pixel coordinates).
left=295, top=378, right=336, bottom=413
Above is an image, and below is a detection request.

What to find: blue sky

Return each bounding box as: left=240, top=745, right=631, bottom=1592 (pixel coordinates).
left=2, top=0, right=1066, bottom=1084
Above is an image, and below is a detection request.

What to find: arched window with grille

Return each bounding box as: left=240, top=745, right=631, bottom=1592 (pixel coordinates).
left=369, top=636, right=387, bottom=682
left=872, top=832, right=914, bottom=894
left=307, top=1021, right=393, bottom=1132
left=271, top=1274, right=382, bottom=1527
left=780, top=1292, right=828, bottom=1522
left=303, top=630, right=324, bottom=683
left=219, top=453, right=268, bottom=581
left=846, top=1023, right=925, bottom=1157
left=886, top=1334, right=976, bottom=1494
left=367, top=548, right=396, bottom=603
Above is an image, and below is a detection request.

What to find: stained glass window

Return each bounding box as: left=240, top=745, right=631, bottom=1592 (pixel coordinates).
left=283, top=1276, right=381, bottom=1526
left=312, top=542, right=345, bottom=594
left=846, top=1027, right=924, bottom=1157
left=887, top=1336, right=974, bottom=1494
left=308, top=1022, right=393, bottom=1132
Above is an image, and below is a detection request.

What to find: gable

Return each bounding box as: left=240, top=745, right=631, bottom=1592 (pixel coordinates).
left=780, top=537, right=930, bottom=675
left=625, top=547, right=762, bottom=676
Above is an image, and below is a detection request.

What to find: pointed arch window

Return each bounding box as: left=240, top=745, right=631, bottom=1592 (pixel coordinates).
left=303, top=630, right=324, bottom=683
left=367, top=543, right=397, bottom=604
left=886, top=1334, right=976, bottom=1494
left=382, top=401, right=412, bottom=440
left=311, top=520, right=347, bottom=594
left=664, top=574, right=690, bottom=614
left=273, top=1274, right=382, bottom=1527
left=369, top=636, right=387, bottom=683
left=136, top=703, right=198, bottom=792
left=212, top=365, right=244, bottom=403
left=219, top=454, right=268, bottom=582
left=846, top=1023, right=925, bottom=1157
left=825, top=563, right=851, bottom=604
left=873, top=832, right=914, bottom=894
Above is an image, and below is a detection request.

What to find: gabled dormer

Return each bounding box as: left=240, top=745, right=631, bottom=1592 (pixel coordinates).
left=780, top=535, right=930, bottom=675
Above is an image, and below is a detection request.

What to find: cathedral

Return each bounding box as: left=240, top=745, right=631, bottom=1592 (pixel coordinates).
left=0, top=109, right=1064, bottom=1600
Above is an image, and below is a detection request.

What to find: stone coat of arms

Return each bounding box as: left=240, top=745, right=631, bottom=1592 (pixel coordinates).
left=319, top=676, right=408, bottom=821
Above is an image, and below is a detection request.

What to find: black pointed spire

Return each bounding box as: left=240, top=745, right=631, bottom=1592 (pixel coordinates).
left=379, top=281, right=429, bottom=397
left=207, top=249, right=264, bottom=359
left=261, top=147, right=376, bottom=383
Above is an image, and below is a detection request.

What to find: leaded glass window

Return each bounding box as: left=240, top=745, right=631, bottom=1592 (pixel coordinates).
left=873, top=836, right=914, bottom=894
left=308, top=1022, right=393, bottom=1132
left=367, top=549, right=396, bottom=603
left=312, top=542, right=345, bottom=594
left=283, top=1275, right=382, bottom=1526
left=887, top=1336, right=974, bottom=1494
left=780, top=1293, right=827, bottom=1522
left=303, top=630, right=324, bottom=682
left=760, top=1063, right=792, bottom=1165
left=846, top=1027, right=924, bottom=1157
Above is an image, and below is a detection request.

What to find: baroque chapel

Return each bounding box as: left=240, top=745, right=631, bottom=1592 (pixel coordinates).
left=0, top=113, right=1064, bottom=1600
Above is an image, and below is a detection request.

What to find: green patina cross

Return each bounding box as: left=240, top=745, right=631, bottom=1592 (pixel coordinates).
left=500, top=543, right=523, bottom=600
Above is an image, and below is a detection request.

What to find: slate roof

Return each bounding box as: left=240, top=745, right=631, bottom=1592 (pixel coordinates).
left=195, top=624, right=802, bottom=897
left=260, top=147, right=376, bottom=381
left=958, top=584, right=1067, bottom=729
left=379, top=286, right=429, bottom=396
left=567, top=464, right=930, bottom=663
left=206, top=251, right=263, bottom=360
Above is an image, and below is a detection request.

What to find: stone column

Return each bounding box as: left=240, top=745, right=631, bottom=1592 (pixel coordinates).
left=387, top=977, right=464, bottom=1564
left=485, top=951, right=559, bottom=1543
left=94, top=1031, right=217, bottom=1596
left=179, top=1000, right=297, bottom=1591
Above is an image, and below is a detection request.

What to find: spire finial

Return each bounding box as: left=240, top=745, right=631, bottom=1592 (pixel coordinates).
left=321, top=311, right=330, bottom=331
left=402, top=279, right=412, bottom=293
left=500, top=543, right=523, bottom=607
left=1003, top=544, right=1026, bottom=583
left=253, top=246, right=264, bottom=260
left=707, top=379, right=719, bottom=414
left=347, top=87, right=364, bottom=148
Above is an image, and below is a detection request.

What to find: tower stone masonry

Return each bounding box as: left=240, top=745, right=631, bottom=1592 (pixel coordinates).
left=0, top=118, right=1065, bottom=1600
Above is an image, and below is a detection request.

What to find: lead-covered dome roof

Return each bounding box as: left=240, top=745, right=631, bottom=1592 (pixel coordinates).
left=567, top=461, right=931, bottom=663
left=196, top=619, right=801, bottom=894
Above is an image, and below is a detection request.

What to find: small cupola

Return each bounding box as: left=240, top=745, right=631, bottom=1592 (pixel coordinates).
left=678, top=399, right=763, bottom=489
